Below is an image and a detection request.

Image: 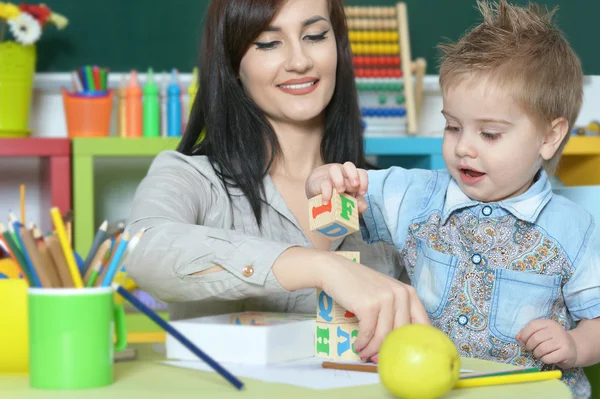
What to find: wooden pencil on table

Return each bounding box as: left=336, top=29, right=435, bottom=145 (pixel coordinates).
left=321, top=362, right=546, bottom=383
left=454, top=370, right=562, bottom=388
left=460, top=367, right=540, bottom=379
left=321, top=362, right=377, bottom=373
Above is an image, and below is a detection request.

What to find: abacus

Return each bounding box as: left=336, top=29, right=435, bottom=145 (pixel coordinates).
left=346, top=3, right=426, bottom=136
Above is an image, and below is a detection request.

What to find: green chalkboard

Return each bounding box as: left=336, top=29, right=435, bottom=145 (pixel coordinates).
left=32, top=0, right=599, bottom=74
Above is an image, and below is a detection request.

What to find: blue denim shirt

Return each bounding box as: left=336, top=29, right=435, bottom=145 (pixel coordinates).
left=361, top=167, right=600, bottom=399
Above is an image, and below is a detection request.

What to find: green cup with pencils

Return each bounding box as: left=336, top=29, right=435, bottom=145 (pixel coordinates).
left=28, top=286, right=127, bottom=390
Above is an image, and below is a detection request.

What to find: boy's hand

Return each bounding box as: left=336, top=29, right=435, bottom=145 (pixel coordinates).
left=306, top=162, right=369, bottom=213
left=516, top=319, right=577, bottom=369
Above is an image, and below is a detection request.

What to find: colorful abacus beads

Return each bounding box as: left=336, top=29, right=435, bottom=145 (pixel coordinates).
left=361, top=107, right=406, bottom=118
left=351, top=43, right=400, bottom=55
left=348, top=30, right=399, bottom=42
left=347, top=18, right=397, bottom=30
left=353, top=56, right=400, bottom=67
left=345, top=6, right=396, bottom=18
left=355, top=81, right=404, bottom=92
left=355, top=68, right=402, bottom=78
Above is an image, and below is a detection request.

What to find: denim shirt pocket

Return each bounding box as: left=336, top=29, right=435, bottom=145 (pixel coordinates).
left=489, top=269, right=561, bottom=343
left=413, top=240, right=459, bottom=319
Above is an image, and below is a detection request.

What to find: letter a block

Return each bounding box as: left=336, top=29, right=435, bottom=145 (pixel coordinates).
left=309, top=189, right=359, bottom=239
left=315, top=322, right=361, bottom=360
left=316, top=252, right=359, bottom=323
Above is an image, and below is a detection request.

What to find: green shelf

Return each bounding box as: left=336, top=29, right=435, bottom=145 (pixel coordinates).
left=72, top=137, right=181, bottom=255
left=72, top=137, right=180, bottom=156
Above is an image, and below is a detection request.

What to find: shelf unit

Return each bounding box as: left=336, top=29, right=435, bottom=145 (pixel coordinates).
left=11, top=135, right=598, bottom=255
left=72, top=138, right=180, bottom=254
left=0, top=138, right=71, bottom=218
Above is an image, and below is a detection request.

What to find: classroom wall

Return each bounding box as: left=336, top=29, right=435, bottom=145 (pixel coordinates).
left=36, top=0, right=600, bottom=75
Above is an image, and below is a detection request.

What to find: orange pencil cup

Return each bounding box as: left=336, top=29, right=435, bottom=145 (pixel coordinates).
left=62, top=89, right=113, bottom=138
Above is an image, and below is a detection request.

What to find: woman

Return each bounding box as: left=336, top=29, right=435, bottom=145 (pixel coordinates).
left=126, top=0, right=427, bottom=360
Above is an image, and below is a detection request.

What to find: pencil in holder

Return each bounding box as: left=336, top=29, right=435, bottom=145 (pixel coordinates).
left=62, top=89, right=113, bottom=138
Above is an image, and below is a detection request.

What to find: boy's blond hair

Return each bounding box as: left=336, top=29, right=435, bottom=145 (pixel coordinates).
left=438, top=0, right=583, bottom=176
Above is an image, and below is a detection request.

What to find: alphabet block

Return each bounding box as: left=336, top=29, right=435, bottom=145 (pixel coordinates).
left=315, top=322, right=361, bottom=360
left=316, top=252, right=359, bottom=323
left=231, top=312, right=314, bottom=326
left=308, top=190, right=359, bottom=239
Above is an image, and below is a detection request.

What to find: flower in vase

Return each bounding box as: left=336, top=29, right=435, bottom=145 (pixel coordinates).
left=0, top=2, right=20, bottom=19
left=7, top=11, right=41, bottom=45
left=19, top=3, right=50, bottom=25
left=48, top=11, right=68, bottom=29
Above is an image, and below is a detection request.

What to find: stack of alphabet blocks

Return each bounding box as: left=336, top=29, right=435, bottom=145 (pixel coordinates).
left=308, top=189, right=362, bottom=361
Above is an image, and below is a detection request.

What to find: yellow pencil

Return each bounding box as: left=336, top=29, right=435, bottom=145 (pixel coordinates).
left=50, top=207, right=83, bottom=288
left=454, top=370, right=562, bottom=389
left=20, top=184, right=26, bottom=223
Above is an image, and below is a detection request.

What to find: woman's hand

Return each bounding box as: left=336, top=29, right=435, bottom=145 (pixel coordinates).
left=319, top=252, right=430, bottom=360
left=306, top=162, right=369, bottom=213
left=273, top=247, right=431, bottom=361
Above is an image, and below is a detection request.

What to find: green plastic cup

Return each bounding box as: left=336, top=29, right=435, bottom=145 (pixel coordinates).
left=28, top=287, right=127, bottom=390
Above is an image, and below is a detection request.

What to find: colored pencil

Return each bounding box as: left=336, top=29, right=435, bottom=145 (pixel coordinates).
left=454, top=370, right=562, bottom=389
left=460, top=367, right=540, bottom=379
left=50, top=207, right=83, bottom=288
left=7, top=212, right=21, bottom=250
left=320, top=362, right=542, bottom=380
left=20, top=184, right=25, bottom=223
left=117, top=228, right=145, bottom=269
left=96, top=235, right=120, bottom=285
left=100, top=230, right=130, bottom=287
left=321, top=362, right=376, bottom=373
left=114, top=283, right=244, bottom=390
left=36, top=236, right=62, bottom=287
left=84, top=238, right=111, bottom=283
left=44, top=235, right=74, bottom=288
left=85, top=262, right=102, bottom=287
left=11, top=222, right=42, bottom=287
left=19, top=226, right=55, bottom=287
left=63, top=210, right=73, bottom=246
left=82, top=220, right=108, bottom=275
left=0, top=230, right=29, bottom=283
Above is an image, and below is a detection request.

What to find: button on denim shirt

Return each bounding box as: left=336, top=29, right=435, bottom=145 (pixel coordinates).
left=361, top=167, right=600, bottom=399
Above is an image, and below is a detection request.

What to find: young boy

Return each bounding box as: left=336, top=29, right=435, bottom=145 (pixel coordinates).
left=307, top=1, right=599, bottom=397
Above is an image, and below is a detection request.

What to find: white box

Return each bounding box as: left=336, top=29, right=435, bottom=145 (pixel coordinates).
left=166, top=312, right=316, bottom=365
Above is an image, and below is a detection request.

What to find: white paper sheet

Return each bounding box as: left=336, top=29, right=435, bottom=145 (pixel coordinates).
left=162, top=357, right=380, bottom=390
left=161, top=357, right=473, bottom=390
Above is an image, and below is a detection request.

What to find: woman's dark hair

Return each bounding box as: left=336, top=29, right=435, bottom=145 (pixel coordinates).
left=178, top=0, right=366, bottom=226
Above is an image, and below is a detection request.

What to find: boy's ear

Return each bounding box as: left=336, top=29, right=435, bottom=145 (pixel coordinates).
left=540, top=117, right=569, bottom=160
